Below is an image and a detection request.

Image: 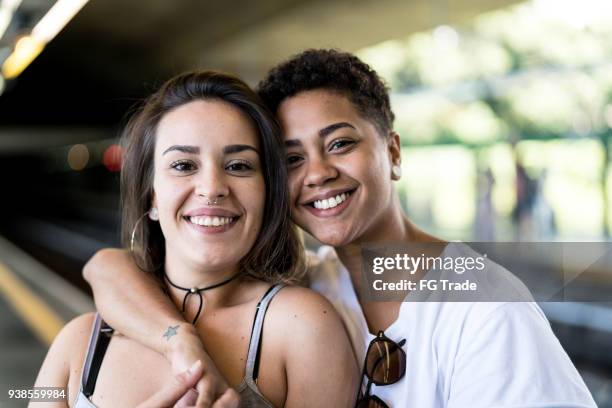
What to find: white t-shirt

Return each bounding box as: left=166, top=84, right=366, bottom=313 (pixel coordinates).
left=307, top=243, right=596, bottom=408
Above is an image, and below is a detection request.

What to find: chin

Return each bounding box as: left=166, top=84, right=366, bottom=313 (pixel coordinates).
left=187, top=247, right=239, bottom=267
left=197, top=257, right=239, bottom=272
left=309, top=227, right=354, bottom=247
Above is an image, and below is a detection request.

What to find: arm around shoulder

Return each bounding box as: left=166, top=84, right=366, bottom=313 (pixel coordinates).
left=83, top=248, right=191, bottom=357
left=271, top=286, right=359, bottom=408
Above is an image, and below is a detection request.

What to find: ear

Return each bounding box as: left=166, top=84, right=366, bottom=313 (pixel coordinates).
left=388, top=131, right=402, bottom=180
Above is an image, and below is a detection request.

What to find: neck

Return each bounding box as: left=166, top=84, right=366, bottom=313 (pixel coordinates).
left=335, top=202, right=444, bottom=293
left=336, top=203, right=407, bottom=283
left=334, top=202, right=444, bottom=333
left=164, top=250, right=243, bottom=318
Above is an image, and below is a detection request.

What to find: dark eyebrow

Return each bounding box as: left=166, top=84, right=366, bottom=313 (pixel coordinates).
left=319, top=122, right=356, bottom=138
left=284, top=122, right=356, bottom=148
left=284, top=139, right=302, bottom=148
left=162, top=144, right=259, bottom=156
left=223, top=144, right=259, bottom=155
left=162, top=145, right=199, bottom=155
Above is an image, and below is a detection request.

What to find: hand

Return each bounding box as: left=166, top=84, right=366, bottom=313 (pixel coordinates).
left=137, top=360, right=240, bottom=408
left=137, top=360, right=200, bottom=408
left=166, top=329, right=238, bottom=407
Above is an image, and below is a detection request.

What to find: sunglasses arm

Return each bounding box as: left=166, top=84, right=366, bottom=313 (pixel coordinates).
left=354, top=377, right=376, bottom=408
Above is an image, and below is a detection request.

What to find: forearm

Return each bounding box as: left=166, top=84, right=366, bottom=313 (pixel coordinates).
left=83, top=248, right=232, bottom=402
left=83, top=248, right=192, bottom=356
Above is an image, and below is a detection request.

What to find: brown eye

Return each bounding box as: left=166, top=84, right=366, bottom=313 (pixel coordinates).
left=329, top=139, right=354, bottom=151
left=287, top=155, right=303, bottom=165
left=226, top=160, right=254, bottom=173
left=171, top=160, right=196, bottom=172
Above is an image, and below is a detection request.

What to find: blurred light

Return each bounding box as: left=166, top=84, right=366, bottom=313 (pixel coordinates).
left=604, top=105, right=612, bottom=128
left=433, top=25, right=459, bottom=48
left=1, top=35, right=44, bottom=79
left=67, top=144, right=89, bottom=171
left=0, top=0, right=22, bottom=39
left=0, top=74, right=4, bottom=95
left=103, top=144, right=122, bottom=172
left=1, top=0, right=88, bottom=79
left=532, top=0, right=612, bottom=29
left=572, top=114, right=591, bottom=135
left=31, top=0, right=89, bottom=43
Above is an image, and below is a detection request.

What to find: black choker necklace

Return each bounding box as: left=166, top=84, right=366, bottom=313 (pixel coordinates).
left=165, top=272, right=241, bottom=324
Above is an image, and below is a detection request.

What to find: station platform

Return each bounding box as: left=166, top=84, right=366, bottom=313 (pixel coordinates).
left=0, top=235, right=93, bottom=407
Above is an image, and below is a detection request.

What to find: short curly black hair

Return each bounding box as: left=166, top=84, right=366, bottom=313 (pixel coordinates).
left=257, top=49, right=395, bottom=135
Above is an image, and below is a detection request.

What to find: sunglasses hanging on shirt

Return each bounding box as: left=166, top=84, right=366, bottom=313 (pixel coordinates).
left=355, top=331, right=406, bottom=408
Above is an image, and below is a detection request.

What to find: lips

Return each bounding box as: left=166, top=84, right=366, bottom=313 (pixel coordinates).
left=186, top=215, right=235, bottom=227
left=183, top=207, right=240, bottom=218
left=301, top=187, right=357, bottom=218
left=183, top=207, right=241, bottom=230
left=303, top=188, right=356, bottom=209
left=183, top=214, right=239, bottom=235
left=312, top=191, right=351, bottom=209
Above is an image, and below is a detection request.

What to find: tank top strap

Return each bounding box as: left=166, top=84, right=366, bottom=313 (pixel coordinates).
left=81, top=313, right=114, bottom=397
left=244, top=284, right=285, bottom=385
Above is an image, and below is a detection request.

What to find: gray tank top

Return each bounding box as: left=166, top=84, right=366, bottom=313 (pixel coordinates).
left=75, top=284, right=284, bottom=408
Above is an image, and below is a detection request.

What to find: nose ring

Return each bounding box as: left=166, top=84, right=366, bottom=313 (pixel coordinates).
left=201, top=193, right=219, bottom=206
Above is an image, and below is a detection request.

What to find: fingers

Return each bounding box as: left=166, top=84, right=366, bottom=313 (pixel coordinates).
left=178, top=383, right=239, bottom=408
left=194, top=378, right=214, bottom=408
left=211, top=389, right=240, bottom=408
left=137, top=360, right=203, bottom=408
left=174, top=389, right=198, bottom=408
left=194, top=375, right=234, bottom=408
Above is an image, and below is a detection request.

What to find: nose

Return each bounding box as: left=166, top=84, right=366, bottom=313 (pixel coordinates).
left=194, top=163, right=230, bottom=202
left=303, top=155, right=338, bottom=187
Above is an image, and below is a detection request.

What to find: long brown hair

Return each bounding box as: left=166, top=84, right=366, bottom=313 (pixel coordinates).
left=121, top=71, right=304, bottom=283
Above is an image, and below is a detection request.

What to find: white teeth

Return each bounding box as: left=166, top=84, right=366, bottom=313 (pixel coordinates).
left=188, top=216, right=233, bottom=227
left=312, top=192, right=350, bottom=210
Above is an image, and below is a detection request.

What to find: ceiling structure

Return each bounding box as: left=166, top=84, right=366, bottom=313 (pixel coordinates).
left=0, top=0, right=522, bottom=129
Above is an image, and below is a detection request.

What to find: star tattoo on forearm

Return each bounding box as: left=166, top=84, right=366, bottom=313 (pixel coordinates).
left=163, top=325, right=179, bottom=340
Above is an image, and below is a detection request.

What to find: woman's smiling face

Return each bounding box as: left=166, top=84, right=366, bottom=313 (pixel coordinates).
left=279, top=89, right=401, bottom=247
left=152, top=99, right=265, bottom=272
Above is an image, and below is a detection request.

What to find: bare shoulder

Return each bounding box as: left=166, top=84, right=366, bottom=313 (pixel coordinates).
left=64, top=312, right=97, bottom=335
left=32, top=312, right=96, bottom=403
left=266, top=285, right=344, bottom=335
left=54, top=313, right=97, bottom=375
left=263, top=287, right=359, bottom=408
left=49, top=312, right=96, bottom=359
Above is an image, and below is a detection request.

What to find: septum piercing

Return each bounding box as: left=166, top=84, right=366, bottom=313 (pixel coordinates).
left=201, top=193, right=219, bottom=206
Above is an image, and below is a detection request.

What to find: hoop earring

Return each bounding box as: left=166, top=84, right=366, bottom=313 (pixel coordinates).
left=392, top=164, right=402, bottom=179
left=131, top=211, right=153, bottom=253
